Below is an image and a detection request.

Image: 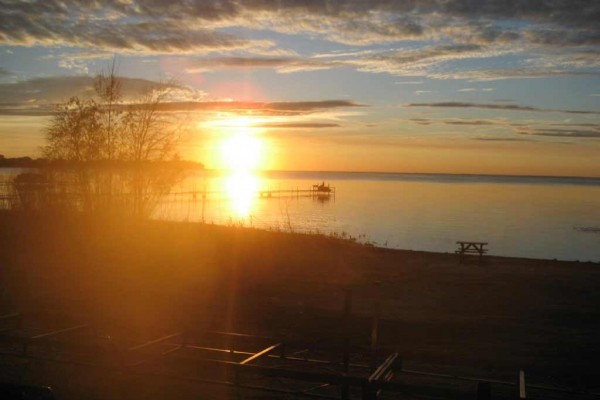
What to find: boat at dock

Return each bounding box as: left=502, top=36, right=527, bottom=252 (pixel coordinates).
left=313, top=182, right=332, bottom=193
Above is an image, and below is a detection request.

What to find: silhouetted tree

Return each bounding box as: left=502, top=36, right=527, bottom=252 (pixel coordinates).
left=40, top=60, right=189, bottom=217
left=44, top=97, right=103, bottom=161
left=94, top=58, right=122, bottom=161
left=44, top=60, right=182, bottom=163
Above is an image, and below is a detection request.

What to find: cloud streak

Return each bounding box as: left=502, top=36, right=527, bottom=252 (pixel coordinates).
left=516, top=128, right=600, bottom=138
left=254, top=122, right=340, bottom=129
left=406, top=101, right=600, bottom=115
left=0, top=76, right=189, bottom=105
left=143, top=100, right=364, bottom=116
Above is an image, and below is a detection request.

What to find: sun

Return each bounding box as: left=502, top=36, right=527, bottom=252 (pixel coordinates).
left=210, top=116, right=269, bottom=217
left=218, top=117, right=264, bottom=172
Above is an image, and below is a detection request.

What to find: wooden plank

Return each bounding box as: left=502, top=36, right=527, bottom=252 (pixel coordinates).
left=368, top=353, right=399, bottom=383
left=31, top=324, right=88, bottom=340
left=186, top=329, right=276, bottom=342
left=0, top=312, right=20, bottom=321
left=519, top=370, right=526, bottom=399
left=240, top=343, right=280, bottom=365
left=128, top=332, right=180, bottom=352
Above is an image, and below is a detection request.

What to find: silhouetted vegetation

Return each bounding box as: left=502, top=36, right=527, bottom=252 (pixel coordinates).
left=5, top=60, right=199, bottom=217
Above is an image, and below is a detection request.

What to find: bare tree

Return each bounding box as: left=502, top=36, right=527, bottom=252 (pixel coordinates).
left=44, top=58, right=185, bottom=163
left=43, top=97, right=103, bottom=161
left=120, top=85, right=183, bottom=162
left=40, top=60, right=190, bottom=217
left=94, top=58, right=122, bottom=161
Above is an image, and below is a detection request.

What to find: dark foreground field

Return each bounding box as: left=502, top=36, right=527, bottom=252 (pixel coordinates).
left=1, top=211, right=599, bottom=399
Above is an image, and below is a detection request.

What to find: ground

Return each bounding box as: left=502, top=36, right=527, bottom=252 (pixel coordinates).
left=1, top=211, right=599, bottom=398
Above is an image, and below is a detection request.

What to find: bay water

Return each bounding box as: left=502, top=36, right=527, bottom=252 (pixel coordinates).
left=157, top=170, right=600, bottom=262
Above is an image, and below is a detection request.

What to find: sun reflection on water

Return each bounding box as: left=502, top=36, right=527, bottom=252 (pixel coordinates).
left=223, top=171, right=260, bottom=217
left=213, top=116, right=268, bottom=218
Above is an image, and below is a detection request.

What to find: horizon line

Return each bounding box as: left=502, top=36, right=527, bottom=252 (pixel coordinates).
left=209, top=168, right=600, bottom=180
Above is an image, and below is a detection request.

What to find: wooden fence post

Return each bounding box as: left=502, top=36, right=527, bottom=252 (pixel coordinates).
left=341, top=288, right=353, bottom=400
left=370, top=281, right=381, bottom=372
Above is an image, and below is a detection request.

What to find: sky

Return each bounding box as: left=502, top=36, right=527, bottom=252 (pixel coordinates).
left=0, top=0, right=599, bottom=176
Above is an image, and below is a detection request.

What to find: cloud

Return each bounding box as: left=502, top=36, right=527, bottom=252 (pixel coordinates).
left=0, top=83, right=364, bottom=117
left=456, top=87, right=496, bottom=92
left=405, top=101, right=600, bottom=115
left=185, top=57, right=335, bottom=73
left=443, top=119, right=497, bottom=126
left=142, top=100, right=364, bottom=116
left=395, top=81, right=423, bottom=85
left=516, top=128, right=600, bottom=138
left=0, top=1, right=598, bottom=84
left=0, top=4, right=280, bottom=55
left=409, top=118, right=433, bottom=125
left=184, top=43, right=509, bottom=76
left=525, top=29, right=600, bottom=47
left=347, top=44, right=510, bottom=76
left=426, top=67, right=600, bottom=81
left=405, top=116, right=600, bottom=142
left=0, top=75, right=208, bottom=115
left=1, top=1, right=597, bottom=53
left=0, top=76, right=186, bottom=105
left=254, top=122, right=340, bottom=129
left=473, top=137, right=535, bottom=142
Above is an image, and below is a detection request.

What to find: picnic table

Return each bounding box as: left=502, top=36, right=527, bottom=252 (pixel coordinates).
left=455, top=241, right=488, bottom=263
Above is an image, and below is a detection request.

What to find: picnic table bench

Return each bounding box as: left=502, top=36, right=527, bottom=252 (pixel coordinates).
left=455, top=241, right=488, bottom=263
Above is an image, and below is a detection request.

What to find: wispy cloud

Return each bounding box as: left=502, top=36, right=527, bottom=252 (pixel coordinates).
left=185, top=57, right=335, bottom=74
left=254, top=122, right=340, bottom=129
left=473, top=137, right=535, bottom=142
left=409, top=118, right=433, bottom=125
left=0, top=76, right=188, bottom=105
left=0, top=79, right=365, bottom=117
left=443, top=119, right=497, bottom=126
left=149, top=100, right=364, bottom=116
left=516, top=128, right=600, bottom=138
left=406, top=116, right=600, bottom=141
left=405, top=101, right=600, bottom=115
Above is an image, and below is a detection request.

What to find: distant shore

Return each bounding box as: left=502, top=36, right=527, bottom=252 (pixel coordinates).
left=0, top=156, right=205, bottom=170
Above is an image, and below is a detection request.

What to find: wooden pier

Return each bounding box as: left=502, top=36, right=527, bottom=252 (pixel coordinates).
left=167, top=185, right=336, bottom=201
left=259, top=186, right=336, bottom=199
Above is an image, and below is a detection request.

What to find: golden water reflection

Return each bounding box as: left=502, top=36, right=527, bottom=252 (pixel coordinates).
left=223, top=171, right=261, bottom=218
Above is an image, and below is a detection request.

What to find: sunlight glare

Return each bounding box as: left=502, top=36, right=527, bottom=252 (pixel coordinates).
left=224, top=171, right=260, bottom=217
left=218, top=117, right=264, bottom=172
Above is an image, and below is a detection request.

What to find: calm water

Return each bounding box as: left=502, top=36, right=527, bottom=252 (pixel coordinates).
left=157, top=170, right=600, bottom=262
left=2, top=169, right=599, bottom=261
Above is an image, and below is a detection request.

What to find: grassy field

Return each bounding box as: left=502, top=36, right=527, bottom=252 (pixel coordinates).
left=1, top=210, right=599, bottom=398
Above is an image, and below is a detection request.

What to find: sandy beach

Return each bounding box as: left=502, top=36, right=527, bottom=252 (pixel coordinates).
left=1, top=210, right=599, bottom=399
